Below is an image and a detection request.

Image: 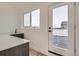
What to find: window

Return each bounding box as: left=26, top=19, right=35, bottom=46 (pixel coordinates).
left=24, top=12, right=30, bottom=27
left=52, top=5, right=68, bottom=49
left=53, top=5, right=68, bottom=29
left=31, top=9, right=40, bottom=27
left=24, top=9, right=40, bottom=28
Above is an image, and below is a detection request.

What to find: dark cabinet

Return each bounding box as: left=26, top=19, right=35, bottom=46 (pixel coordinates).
left=10, top=33, right=24, bottom=39
left=0, top=43, right=29, bottom=56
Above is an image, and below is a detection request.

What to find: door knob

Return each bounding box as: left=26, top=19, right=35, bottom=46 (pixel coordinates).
left=48, top=30, right=52, bottom=32
left=49, top=27, right=51, bottom=29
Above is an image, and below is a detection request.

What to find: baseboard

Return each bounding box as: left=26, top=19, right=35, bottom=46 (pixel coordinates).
left=29, top=48, right=47, bottom=56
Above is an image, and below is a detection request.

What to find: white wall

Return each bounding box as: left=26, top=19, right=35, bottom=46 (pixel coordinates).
left=0, top=2, right=53, bottom=55
left=0, top=3, right=18, bottom=34
left=17, top=5, right=49, bottom=55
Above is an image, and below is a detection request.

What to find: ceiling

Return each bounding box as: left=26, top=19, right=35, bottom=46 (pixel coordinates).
left=8, top=2, right=53, bottom=6
left=0, top=2, right=59, bottom=13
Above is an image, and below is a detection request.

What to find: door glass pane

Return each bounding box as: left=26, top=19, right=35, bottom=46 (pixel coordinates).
left=52, top=5, right=68, bottom=49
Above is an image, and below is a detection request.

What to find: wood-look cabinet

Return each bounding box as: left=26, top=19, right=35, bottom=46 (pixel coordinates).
left=10, top=33, right=24, bottom=39
left=0, top=43, right=29, bottom=56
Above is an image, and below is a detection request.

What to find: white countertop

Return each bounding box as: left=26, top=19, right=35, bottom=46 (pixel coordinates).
left=0, top=35, right=30, bottom=51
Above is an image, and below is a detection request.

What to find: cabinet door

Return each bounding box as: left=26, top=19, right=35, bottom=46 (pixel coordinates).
left=5, top=48, right=17, bottom=56
left=0, top=43, right=29, bottom=56
left=18, top=43, right=29, bottom=56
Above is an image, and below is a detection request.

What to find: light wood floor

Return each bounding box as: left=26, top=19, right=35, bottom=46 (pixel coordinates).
left=29, top=48, right=46, bottom=56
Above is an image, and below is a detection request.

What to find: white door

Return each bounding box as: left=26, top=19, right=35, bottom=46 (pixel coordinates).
left=48, top=3, right=75, bottom=56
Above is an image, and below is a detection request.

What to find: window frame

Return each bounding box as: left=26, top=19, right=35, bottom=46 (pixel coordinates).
left=23, top=9, right=40, bottom=28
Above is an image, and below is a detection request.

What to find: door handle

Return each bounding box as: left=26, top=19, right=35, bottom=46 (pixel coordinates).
left=48, top=30, right=52, bottom=32
left=49, top=27, right=51, bottom=29
left=48, top=27, right=52, bottom=32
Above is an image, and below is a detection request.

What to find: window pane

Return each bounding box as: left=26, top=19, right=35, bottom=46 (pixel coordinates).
left=51, top=5, right=68, bottom=49
left=24, top=13, right=30, bottom=26
left=31, top=9, right=40, bottom=27
left=53, top=5, right=68, bottom=28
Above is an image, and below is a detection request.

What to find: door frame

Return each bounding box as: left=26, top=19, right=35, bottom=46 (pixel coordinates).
left=76, top=2, right=79, bottom=56
left=48, top=2, right=75, bottom=56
